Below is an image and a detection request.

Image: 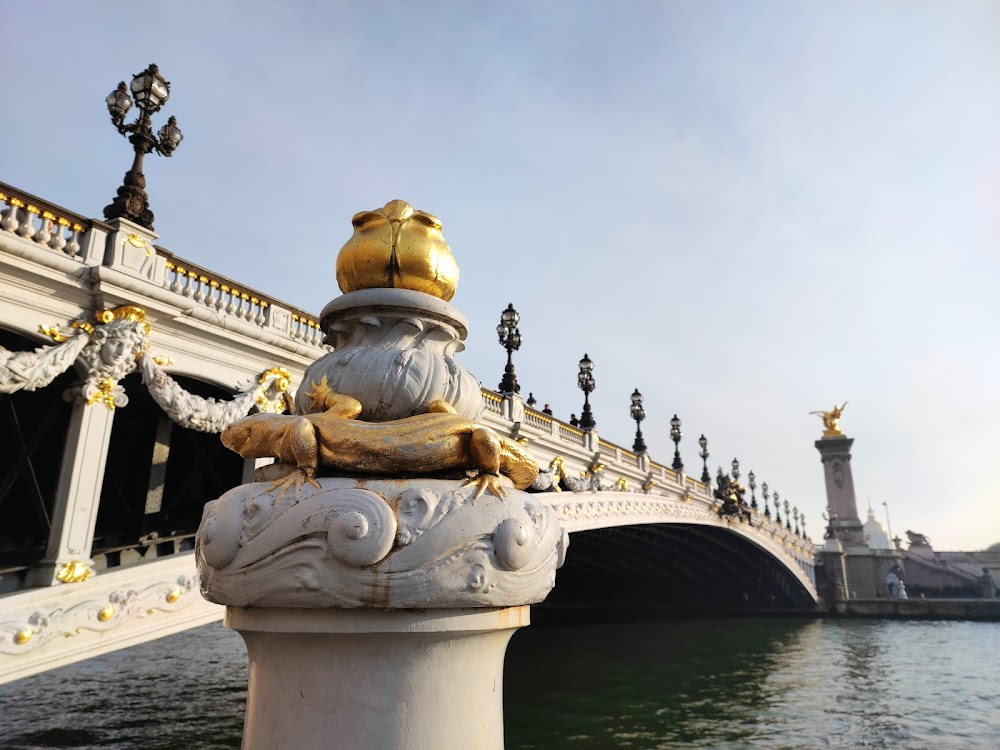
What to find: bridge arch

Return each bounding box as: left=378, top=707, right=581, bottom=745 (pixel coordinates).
left=537, top=491, right=819, bottom=615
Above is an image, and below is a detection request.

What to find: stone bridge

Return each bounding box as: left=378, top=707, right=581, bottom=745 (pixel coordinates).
left=0, top=180, right=817, bottom=684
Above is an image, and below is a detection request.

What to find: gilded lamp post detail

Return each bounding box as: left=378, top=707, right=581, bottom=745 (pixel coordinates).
left=198, top=200, right=566, bottom=749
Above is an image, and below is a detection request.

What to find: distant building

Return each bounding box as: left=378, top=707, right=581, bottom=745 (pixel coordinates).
left=862, top=505, right=893, bottom=550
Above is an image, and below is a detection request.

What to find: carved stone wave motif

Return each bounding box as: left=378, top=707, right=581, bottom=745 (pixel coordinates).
left=0, top=575, right=197, bottom=655
left=0, top=304, right=292, bottom=431
left=197, top=477, right=568, bottom=609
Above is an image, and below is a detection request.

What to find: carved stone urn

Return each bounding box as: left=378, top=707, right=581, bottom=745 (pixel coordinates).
left=196, top=200, right=566, bottom=750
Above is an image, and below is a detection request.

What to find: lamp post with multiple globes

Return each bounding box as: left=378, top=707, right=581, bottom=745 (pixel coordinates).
left=104, top=64, right=183, bottom=230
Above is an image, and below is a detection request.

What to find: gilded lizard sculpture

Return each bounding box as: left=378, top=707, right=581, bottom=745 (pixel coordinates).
left=221, top=376, right=538, bottom=499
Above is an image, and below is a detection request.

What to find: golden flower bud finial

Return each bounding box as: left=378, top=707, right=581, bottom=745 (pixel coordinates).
left=336, top=199, right=460, bottom=301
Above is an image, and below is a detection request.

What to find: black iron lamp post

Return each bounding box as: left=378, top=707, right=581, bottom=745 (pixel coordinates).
left=670, top=415, right=683, bottom=470
left=731, top=457, right=740, bottom=482
left=748, top=470, right=758, bottom=510
left=577, top=354, right=596, bottom=430
left=773, top=491, right=781, bottom=524
left=784, top=499, right=792, bottom=531
left=762, top=482, right=771, bottom=517
left=793, top=507, right=800, bottom=536
left=630, top=389, right=646, bottom=453
left=698, top=435, right=710, bottom=483
left=801, top=514, right=807, bottom=539
left=496, top=303, right=522, bottom=394
left=104, top=64, right=183, bottom=230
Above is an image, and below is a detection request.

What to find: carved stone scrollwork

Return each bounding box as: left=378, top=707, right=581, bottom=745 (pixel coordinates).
left=299, top=288, right=484, bottom=422
left=197, top=477, right=567, bottom=609
left=0, top=574, right=197, bottom=655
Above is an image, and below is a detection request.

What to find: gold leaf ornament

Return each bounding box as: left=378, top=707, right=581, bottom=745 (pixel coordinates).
left=336, top=199, right=460, bottom=301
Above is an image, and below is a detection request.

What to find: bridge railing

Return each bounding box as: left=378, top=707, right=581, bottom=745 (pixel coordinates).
left=0, top=181, right=92, bottom=259
left=0, top=180, right=328, bottom=353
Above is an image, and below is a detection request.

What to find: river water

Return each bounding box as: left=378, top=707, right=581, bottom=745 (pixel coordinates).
left=1, top=617, right=997, bottom=749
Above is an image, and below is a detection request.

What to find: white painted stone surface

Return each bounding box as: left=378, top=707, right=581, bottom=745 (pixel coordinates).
left=229, top=606, right=526, bottom=750
left=0, top=553, right=220, bottom=685
left=198, top=478, right=567, bottom=609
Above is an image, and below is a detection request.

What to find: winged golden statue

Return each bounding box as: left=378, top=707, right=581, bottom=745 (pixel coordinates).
left=810, top=402, right=848, bottom=437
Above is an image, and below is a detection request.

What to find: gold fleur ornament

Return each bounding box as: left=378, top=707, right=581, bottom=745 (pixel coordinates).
left=56, top=560, right=94, bottom=583
left=336, top=200, right=460, bottom=301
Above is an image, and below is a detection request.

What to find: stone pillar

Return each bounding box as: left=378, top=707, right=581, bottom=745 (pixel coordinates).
left=230, top=606, right=526, bottom=749
left=28, top=399, right=115, bottom=585
left=198, top=200, right=567, bottom=749
left=815, top=433, right=903, bottom=599
left=814, top=436, right=865, bottom=544
left=199, top=477, right=566, bottom=750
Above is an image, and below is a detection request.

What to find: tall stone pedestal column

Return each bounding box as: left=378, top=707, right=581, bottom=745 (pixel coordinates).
left=198, top=477, right=566, bottom=750
left=815, top=432, right=903, bottom=599
left=814, top=436, right=865, bottom=544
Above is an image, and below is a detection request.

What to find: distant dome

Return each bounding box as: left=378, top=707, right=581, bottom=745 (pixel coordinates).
left=864, top=505, right=892, bottom=550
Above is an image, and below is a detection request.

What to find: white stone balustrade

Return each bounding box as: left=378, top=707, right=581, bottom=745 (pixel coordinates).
left=0, top=184, right=89, bottom=260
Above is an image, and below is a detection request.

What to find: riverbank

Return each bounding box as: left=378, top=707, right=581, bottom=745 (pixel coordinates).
left=830, top=597, right=1000, bottom=620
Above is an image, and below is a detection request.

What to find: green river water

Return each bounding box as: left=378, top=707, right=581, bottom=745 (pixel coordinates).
left=1, top=617, right=997, bottom=749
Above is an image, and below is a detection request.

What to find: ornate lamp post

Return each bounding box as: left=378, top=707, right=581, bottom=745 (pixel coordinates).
left=761, top=482, right=771, bottom=517
left=773, top=491, right=781, bottom=524
left=630, top=389, right=646, bottom=453
left=670, top=415, right=683, bottom=470
left=731, top=457, right=740, bottom=482
left=748, top=470, right=758, bottom=510
left=104, top=64, right=183, bottom=230
left=577, top=354, right=596, bottom=430
left=496, top=303, right=522, bottom=394
left=784, top=499, right=792, bottom=531
left=526, top=393, right=537, bottom=408
left=793, top=507, right=800, bottom=536
left=698, top=434, right=710, bottom=483
left=801, top=513, right=807, bottom=539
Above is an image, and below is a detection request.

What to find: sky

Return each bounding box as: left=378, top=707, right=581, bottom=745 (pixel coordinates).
left=2, top=1, right=999, bottom=550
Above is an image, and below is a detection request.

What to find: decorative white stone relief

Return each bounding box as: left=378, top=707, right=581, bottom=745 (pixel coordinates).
left=198, top=477, right=568, bottom=609
left=139, top=355, right=292, bottom=433
left=0, top=574, right=197, bottom=655
left=0, top=327, right=90, bottom=393
left=298, top=289, right=484, bottom=421
left=0, top=305, right=293, bottom=431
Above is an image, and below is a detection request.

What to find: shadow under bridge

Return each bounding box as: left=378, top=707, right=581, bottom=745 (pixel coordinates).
left=535, top=492, right=820, bottom=617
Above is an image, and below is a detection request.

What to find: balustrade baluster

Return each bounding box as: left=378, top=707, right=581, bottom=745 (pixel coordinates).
left=33, top=211, right=54, bottom=246
left=0, top=194, right=19, bottom=232
left=194, top=276, right=207, bottom=303
left=225, top=287, right=237, bottom=315
left=17, top=204, right=36, bottom=238
left=255, top=300, right=266, bottom=326
left=48, top=216, right=68, bottom=252
left=238, top=293, right=251, bottom=319
left=65, top=223, right=83, bottom=256
left=183, top=271, right=196, bottom=297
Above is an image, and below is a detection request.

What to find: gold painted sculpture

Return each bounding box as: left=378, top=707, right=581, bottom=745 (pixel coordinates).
left=810, top=402, right=848, bottom=437
left=336, top=199, right=460, bottom=301
left=221, top=376, right=538, bottom=499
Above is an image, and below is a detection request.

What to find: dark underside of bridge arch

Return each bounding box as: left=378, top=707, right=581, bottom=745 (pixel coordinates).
left=537, top=524, right=817, bottom=620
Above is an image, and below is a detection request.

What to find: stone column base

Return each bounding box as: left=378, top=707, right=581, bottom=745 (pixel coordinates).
left=228, top=605, right=529, bottom=750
